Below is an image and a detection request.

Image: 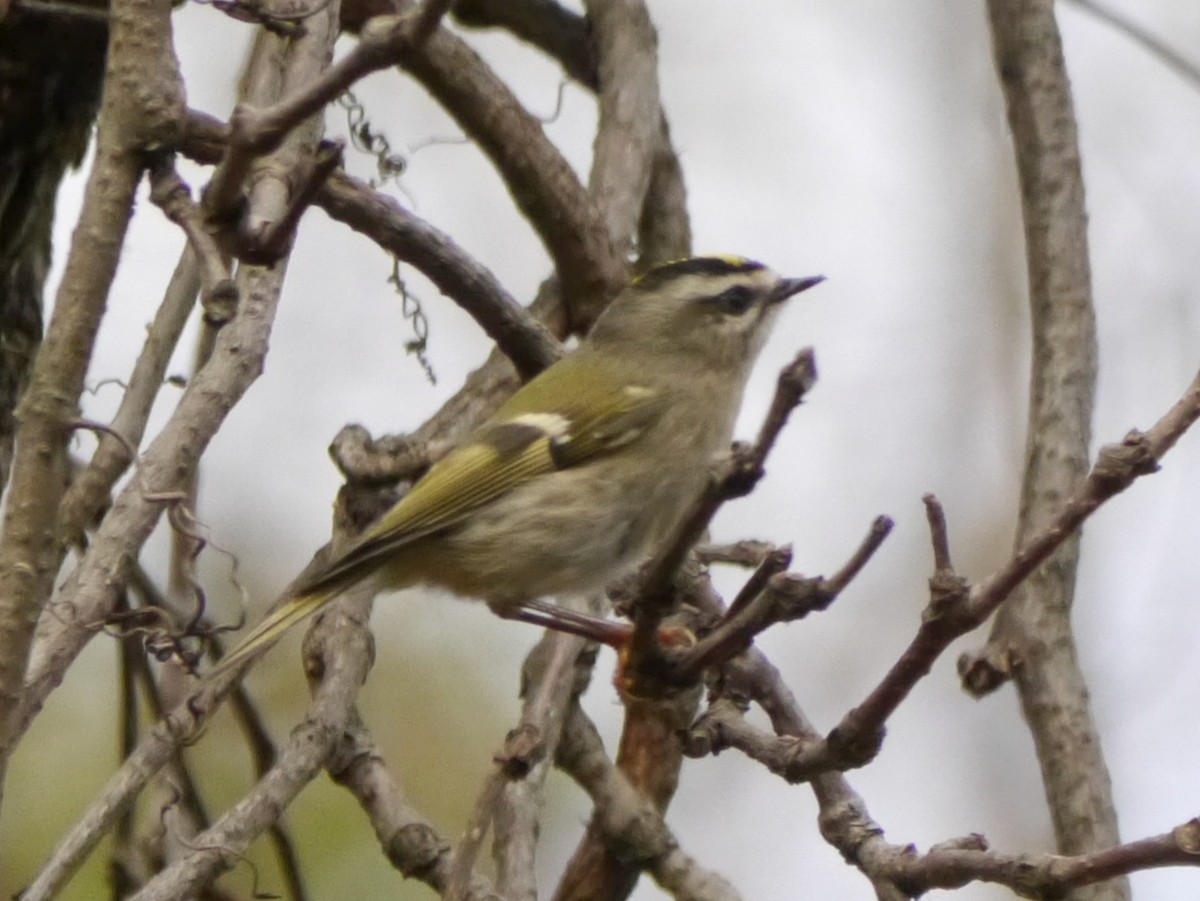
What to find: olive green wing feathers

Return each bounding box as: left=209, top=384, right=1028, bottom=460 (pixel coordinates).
left=295, top=354, right=664, bottom=596
left=209, top=355, right=663, bottom=679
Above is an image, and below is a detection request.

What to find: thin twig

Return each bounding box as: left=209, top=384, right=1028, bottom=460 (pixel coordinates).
left=146, top=158, right=237, bottom=322
left=721, top=545, right=792, bottom=621
left=825, top=369, right=1200, bottom=774
left=668, top=517, right=892, bottom=685
left=922, top=494, right=953, bottom=572
left=623, top=348, right=817, bottom=685
left=57, top=245, right=199, bottom=549
left=112, top=593, right=142, bottom=899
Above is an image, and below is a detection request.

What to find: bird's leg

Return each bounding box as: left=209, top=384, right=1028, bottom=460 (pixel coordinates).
left=489, top=598, right=632, bottom=647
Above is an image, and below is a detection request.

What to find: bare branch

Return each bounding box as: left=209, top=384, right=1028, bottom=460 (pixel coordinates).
left=821, top=368, right=1200, bottom=783
left=453, top=0, right=596, bottom=88
left=445, top=628, right=591, bottom=899
left=887, top=820, right=1200, bottom=897
left=126, top=564, right=309, bottom=900
left=669, top=517, right=892, bottom=686
left=624, top=348, right=818, bottom=681
left=0, top=0, right=185, bottom=795
left=123, top=586, right=374, bottom=901
left=553, top=700, right=742, bottom=901
left=451, top=0, right=692, bottom=263
left=974, top=6, right=1123, bottom=894
left=408, top=0, right=453, bottom=44
left=585, top=0, right=661, bottom=254
left=395, top=14, right=627, bottom=327
left=693, top=540, right=776, bottom=568
left=328, top=716, right=499, bottom=898
left=14, top=242, right=290, bottom=750
left=922, top=494, right=953, bottom=572
left=183, top=109, right=563, bottom=380
left=318, top=168, right=563, bottom=379
left=146, top=159, right=237, bottom=319
left=492, top=623, right=597, bottom=898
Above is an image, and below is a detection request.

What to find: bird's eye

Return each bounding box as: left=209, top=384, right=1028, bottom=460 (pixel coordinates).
left=710, top=285, right=757, bottom=315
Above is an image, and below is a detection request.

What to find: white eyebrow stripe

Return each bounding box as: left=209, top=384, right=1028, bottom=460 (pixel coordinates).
left=508, top=412, right=572, bottom=437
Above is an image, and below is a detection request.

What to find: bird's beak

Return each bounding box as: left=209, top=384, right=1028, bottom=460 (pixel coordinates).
left=769, top=275, right=825, bottom=305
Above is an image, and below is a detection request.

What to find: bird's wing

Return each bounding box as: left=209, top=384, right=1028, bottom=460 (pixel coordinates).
left=297, top=355, right=664, bottom=596
left=209, top=356, right=662, bottom=679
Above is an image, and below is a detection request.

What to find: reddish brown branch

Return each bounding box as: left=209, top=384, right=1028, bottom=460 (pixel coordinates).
left=669, top=517, right=892, bottom=685
left=826, top=370, right=1200, bottom=774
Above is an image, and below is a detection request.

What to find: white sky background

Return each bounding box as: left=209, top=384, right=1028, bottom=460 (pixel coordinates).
left=12, top=1, right=1200, bottom=899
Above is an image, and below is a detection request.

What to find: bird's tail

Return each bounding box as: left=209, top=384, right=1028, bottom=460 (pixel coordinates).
left=209, top=587, right=340, bottom=680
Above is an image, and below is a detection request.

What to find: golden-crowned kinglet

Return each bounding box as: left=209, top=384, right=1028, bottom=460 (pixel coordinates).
left=212, top=256, right=823, bottom=676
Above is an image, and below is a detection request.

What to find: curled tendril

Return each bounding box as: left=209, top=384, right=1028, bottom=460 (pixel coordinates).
left=388, top=257, right=436, bottom=385
left=338, top=89, right=407, bottom=188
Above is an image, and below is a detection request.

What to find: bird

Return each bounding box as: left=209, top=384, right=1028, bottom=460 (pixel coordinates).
left=209, top=256, right=823, bottom=679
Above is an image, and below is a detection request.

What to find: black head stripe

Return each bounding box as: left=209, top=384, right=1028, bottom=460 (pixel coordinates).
left=634, top=256, right=764, bottom=291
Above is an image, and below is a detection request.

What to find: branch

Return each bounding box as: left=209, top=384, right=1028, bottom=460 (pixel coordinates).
left=553, top=700, right=742, bottom=901
left=317, top=167, right=562, bottom=379
left=327, top=717, right=498, bottom=899
left=13, top=245, right=290, bottom=750
left=584, top=0, right=661, bottom=255
left=224, top=20, right=344, bottom=264
left=719, top=646, right=1200, bottom=897
left=208, top=5, right=627, bottom=322
left=0, top=0, right=185, bottom=793
left=885, top=820, right=1200, bottom=898
left=490, top=619, right=597, bottom=898
left=671, top=517, right=891, bottom=685
left=451, top=0, right=692, bottom=265
left=183, top=109, right=562, bottom=381
left=12, top=5, right=345, bottom=746
left=555, top=352, right=818, bottom=898
left=393, top=11, right=627, bottom=327
left=445, top=625, right=591, bottom=899
left=973, top=5, right=1122, bottom=891
left=146, top=158, right=237, bottom=320
left=122, top=586, right=375, bottom=901
left=13, top=36, right=315, bottom=853
left=56, top=246, right=199, bottom=549
left=128, top=564, right=309, bottom=901
left=453, top=0, right=596, bottom=88
left=823, top=367, right=1200, bottom=780
left=623, top=348, right=818, bottom=686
